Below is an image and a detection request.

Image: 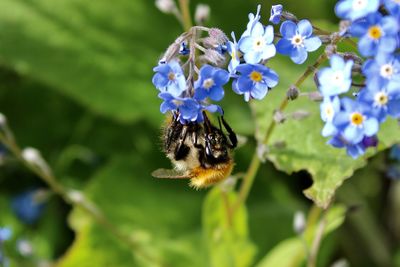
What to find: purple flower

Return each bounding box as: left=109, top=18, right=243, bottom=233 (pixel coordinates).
left=276, top=20, right=322, bottom=64
left=318, top=55, right=353, bottom=97
left=269, top=4, right=283, bottom=24
left=328, top=134, right=378, bottom=158
left=332, top=97, right=379, bottom=144
left=335, top=0, right=379, bottom=21
left=152, top=60, right=186, bottom=97
left=194, top=65, right=229, bottom=101
left=350, top=13, right=399, bottom=57
left=232, top=64, right=279, bottom=101
left=238, top=22, right=276, bottom=64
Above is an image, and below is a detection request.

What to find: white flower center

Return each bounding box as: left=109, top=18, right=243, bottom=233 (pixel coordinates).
left=331, top=71, right=344, bottom=86
left=380, top=63, right=394, bottom=79
left=253, top=37, right=265, bottom=51
left=352, top=0, right=368, bottom=10
left=291, top=34, right=304, bottom=47
left=202, top=78, right=215, bottom=89
left=374, top=91, right=388, bottom=106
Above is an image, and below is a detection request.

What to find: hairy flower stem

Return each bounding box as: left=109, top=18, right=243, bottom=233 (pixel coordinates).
left=308, top=211, right=327, bottom=267
left=0, top=126, right=167, bottom=267
left=233, top=53, right=328, bottom=213
left=178, top=0, right=192, bottom=31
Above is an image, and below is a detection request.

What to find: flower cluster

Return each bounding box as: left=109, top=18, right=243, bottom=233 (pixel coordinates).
left=152, top=4, right=326, bottom=124
left=317, top=1, right=400, bottom=158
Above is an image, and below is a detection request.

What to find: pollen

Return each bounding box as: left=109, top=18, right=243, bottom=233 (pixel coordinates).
left=368, top=25, right=382, bottom=40
left=380, top=64, right=394, bottom=79
left=250, top=71, right=263, bottom=82
left=374, top=91, right=388, bottom=106
left=350, top=112, right=364, bottom=126
left=325, top=105, right=334, bottom=121
left=168, top=72, right=176, bottom=81
left=202, top=78, right=215, bottom=89
left=291, top=34, right=304, bottom=47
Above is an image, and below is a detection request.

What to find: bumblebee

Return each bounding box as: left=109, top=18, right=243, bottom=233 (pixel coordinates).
left=152, top=111, right=237, bottom=188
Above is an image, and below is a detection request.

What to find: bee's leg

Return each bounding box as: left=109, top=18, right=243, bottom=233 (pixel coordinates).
left=164, top=112, right=181, bottom=152
left=221, top=116, right=238, bottom=148
left=174, top=126, right=190, bottom=161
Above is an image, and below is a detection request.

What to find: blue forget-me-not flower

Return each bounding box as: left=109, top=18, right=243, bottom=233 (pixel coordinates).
left=335, top=0, right=379, bottom=21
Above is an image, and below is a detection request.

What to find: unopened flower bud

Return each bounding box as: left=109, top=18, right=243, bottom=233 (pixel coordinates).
left=293, top=211, right=306, bottom=234
left=291, top=110, right=311, bottom=120
left=201, top=49, right=226, bottom=66
left=287, top=85, right=299, bottom=100
left=0, top=113, right=6, bottom=127
left=281, top=11, right=297, bottom=22
left=339, top=20, right=351, bottom=35
left=208, top=28, right=228, bottom=46
left=195, top=4, right=210, bottom=25
left=17, top=239, right=33, bottom=257
left=155, top=0, right=177, bottom=14
left=308, top=91, right=323, bottom=101
left=273, top=110, right=286, bottom=124
left=257, top=144, right=269, bottom=162
left=22, top=147, right=41, bottom=163
left=324, top=44, right=337, bottom=57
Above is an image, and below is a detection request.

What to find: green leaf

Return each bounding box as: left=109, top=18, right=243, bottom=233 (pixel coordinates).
left=251, top=53, right=400, bottom=208
left=0, top=0, right=178, bottom=125
left=255, top=205, right=346, bottom=267
left=203, top=187, right=256, bottom=267
left=56, top=155, right=207, bottom=267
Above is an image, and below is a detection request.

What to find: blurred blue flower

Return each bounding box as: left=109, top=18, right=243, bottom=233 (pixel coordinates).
left=232, top=64, right=279, bottom=101
left=12, top=189, right=46, bottom=225
left=335, top=0, right=379, bottom=21
left=350, top=13, right=399, bottom=57
left=269, top=4, right=283, bottom=24
left=152, top=60, right=186, bottom=97
left=357, top=85, right=400, bottom=122
left=390, top=144, right=400, bottom=161
left=194, top=65, right=229, bottom=101
left=318, top=55, right=353, bottom=97
left=332, top=97, right=379, bottom=144
left=320, top=96, right=340, bottom=137
left=276, top=20, right=321, bottom=64
left=239, top=23, right=276, bottom=64
left=386, top=164, right=400, bottom=180
left=0, top=228, right=11, bottom=242
left=227, top=32, right=241, bottom=74
left=362, top=53, right=400, bottom=89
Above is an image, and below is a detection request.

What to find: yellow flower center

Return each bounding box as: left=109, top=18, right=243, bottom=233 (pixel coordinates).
left=250, top=71, right=262, bottom=82
left=374, top=91, right=388, bottom=106
left=392, top=0, right=400, bottom=3
left=350, top=112, right=364, bottom=125
left=168, top=72, right=176, bottom=81
left=368, top=26, right=382, bottom=40
left=253, top=37, right=265, bottom=51
left=325, top=105, right=334, bottom=121
left=202, top=78, right=215, bottom=89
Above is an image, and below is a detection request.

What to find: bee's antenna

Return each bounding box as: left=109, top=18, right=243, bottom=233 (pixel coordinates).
left=218, top=117, right=223, bottom=132
left=202, top=111, right=212, bottom=132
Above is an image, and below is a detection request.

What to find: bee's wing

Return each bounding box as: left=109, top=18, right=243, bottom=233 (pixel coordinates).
left=151, top=168, right=191, bottom=179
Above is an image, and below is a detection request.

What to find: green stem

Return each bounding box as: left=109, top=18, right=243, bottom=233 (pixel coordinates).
left=307, top=210, right=327, bottom=267
left=0, top=128, right=167, bottom=267
left=232, top=53, right=328, bottom=213
left=178, top=0, right=192, bottom=31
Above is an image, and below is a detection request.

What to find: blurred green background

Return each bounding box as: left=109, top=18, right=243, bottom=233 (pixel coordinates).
left=0, top=0, right=399, bottom=266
